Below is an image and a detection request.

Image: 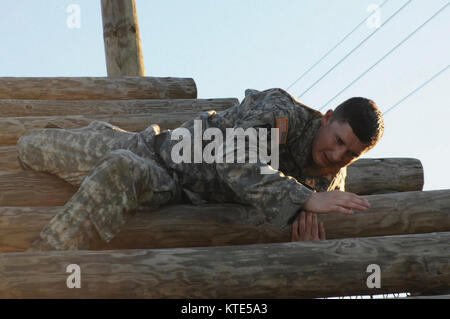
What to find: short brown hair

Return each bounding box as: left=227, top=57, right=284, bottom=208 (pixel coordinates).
left=332, top=97, right=384, bottom=149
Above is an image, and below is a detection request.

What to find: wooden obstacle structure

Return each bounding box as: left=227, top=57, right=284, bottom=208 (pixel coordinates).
left=0, top=76, right=448, bottom=299
left=0, top=0, right=448, bottom=299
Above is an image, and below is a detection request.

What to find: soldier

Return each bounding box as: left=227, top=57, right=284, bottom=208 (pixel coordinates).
left=18, top=88, right=383, bottom=250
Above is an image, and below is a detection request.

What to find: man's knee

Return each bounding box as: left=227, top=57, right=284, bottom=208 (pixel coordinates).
left=95, top=149, right=176, bottom=193
left=99, top=149, right=137, bottom=171
left=17, top=130, right=46, bottom=170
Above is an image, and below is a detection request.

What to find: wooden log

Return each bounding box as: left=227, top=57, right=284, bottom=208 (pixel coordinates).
left=101, top=0, right=145, bottom=76
left=0, top=113, right=199, bottom=146
left=0, top=77, right=197, bottom=100
left=0, top=232, right=448, bottom=298
left=0, top=146, right=19, bottom=171
left=0, top=98, right=238, bottom=117
left=346, top=158, right=424, bottom=194
left=0, top=158, right=424, bottom=201
left=0, top=98, right=238, bottom=146
left=0, top=171, right=77, bottom=207
left=1, top=190, right=449, bottom=252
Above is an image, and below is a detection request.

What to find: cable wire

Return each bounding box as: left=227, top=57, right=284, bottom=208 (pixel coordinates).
left=285, top=0, right=390, bottom=92
left=319, top=2, right=449, bottom=111
left=383, top=64, right=449, bottom=115
left=296, top=0, right=414, bottom=99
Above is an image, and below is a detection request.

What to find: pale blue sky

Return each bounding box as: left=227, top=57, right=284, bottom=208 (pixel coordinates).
left=0, top=0, right=449, bottom=190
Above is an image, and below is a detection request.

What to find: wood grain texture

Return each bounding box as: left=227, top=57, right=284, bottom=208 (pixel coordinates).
left=0, top=98, right=238, bottom=117
left=0, top=171, right=77, bottom=207
left=0, top=158, right=424, bottom=201
left=346, top=158, right=424, bottom=194
left=0, top=232, right=448, bottom=298
left=0, top=146, right=19, bottom=170
left=1, top=190, right=449, bottom=252
left=101, top=0, right=145, bottom=76
left=0, top=77, right=197, bottom=100
left=0, top=97, right=239, bottom=146
left=0, top=113, right=198, bottom=145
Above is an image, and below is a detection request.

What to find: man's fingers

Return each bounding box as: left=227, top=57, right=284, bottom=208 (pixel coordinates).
left=319, top=222, right=326, bottom=240
left=306, top=212, right=313, bottom=238
left=291, top=218, right=299, bottom=242
left=300, top=211, right=306, bottom=240
left=312, top=214, right=319, bottom=239
left=336, top=200, right=369, bottom=212
left=332, top=205, right=354, bottom=215
left=348, top=193, right=370, bottom=208
left=335, top=192, right=370, bottom=208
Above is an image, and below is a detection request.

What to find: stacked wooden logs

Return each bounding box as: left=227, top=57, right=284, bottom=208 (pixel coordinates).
left=0, top=77, right=448, bottom=298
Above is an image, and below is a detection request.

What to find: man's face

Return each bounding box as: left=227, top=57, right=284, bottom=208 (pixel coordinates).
left=311, top=110, right=368, bottom=174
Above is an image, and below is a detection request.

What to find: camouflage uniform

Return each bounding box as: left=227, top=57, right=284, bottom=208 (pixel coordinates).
left=18, top=88, right=346, bottom=250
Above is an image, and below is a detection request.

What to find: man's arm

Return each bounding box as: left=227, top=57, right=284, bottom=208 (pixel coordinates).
left=216, top=89, right=316, bottom=227
left=216, top=89, right=370, bottom=227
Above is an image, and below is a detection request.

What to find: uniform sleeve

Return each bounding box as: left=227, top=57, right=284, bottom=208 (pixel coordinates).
left=215, top=88, right=314, bottom=228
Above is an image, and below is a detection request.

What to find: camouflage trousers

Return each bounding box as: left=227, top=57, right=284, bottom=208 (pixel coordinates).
left=17, top=121, right=182, bottom=250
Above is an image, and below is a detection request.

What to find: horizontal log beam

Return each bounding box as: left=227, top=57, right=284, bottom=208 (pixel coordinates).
left=1, top=190, right=449, bottom=252
left=0, top=232, right=448, bottom=298
left=0, top=146, right=18, bottom=171
left=346, top=158, right=424, bottom=194
left=0, top=171, right=77, bottom=207
left=0, top=158, right=423, bottom=199
left=0, top=77, right=197, bottom=100
left=0, top=98, right=238, bottom=146
left=0, top=98, right=238, bottom=117
left=0, top=113, right=209, bottom=146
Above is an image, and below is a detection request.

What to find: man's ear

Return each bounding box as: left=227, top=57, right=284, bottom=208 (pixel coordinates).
left=321, top=109, right=334, bottom=125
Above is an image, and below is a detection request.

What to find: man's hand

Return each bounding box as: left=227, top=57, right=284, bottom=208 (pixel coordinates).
left=291, top=211, right=326, bottom=241
left=302, top=190, right=370, bottom=215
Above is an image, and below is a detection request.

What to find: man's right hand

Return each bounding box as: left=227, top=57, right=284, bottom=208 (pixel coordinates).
left=302, top=190, right=370, bottom=215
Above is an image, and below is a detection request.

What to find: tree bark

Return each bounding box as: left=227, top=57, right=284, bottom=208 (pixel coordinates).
left=0, top=232, right=448, bottom=298
left=0, top=97, right=239, bottom=146
left=0, top=146, right=19, bottom=171
left=0, top=113, right=198, bottom=146
left=101, top=0, right=145, bottom=76
left=346, top=158, right=424, bottom=194
left=0, top=158, right=424, bottom=202
left=0, top=98, right=238, bottom=117
left=0, top=171, right=77, bottom=207
left=0, top=77, right=196, bottom=100
left=1, top=190, right=449, bottom=252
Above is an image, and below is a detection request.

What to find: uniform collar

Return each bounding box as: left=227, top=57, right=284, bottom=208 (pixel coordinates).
left=288, top=116, right=322, bottom=172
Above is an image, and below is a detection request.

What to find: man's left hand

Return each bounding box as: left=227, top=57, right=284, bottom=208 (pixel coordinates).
left=291, top=211, right=326, bottom=241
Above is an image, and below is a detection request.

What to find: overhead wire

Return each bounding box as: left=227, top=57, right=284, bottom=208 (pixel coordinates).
left=285, top=0, right=390, bottom=92
left=319, top=1, right=450, bottom=111
left=296, top=0, right=414, bottom=99
left=383, top=64, right=449, bottom=115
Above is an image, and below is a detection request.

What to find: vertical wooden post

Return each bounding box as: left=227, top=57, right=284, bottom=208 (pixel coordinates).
left=101, top=0, right=145, bottom=76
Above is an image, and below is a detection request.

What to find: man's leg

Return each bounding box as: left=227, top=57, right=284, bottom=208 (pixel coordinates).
left=17, top=121, right=159, bottom=186
left=28, top=149, right=180, bottom=251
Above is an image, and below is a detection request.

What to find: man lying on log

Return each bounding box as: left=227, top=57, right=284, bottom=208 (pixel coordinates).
left=17, top=88, right=384, bottom=250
